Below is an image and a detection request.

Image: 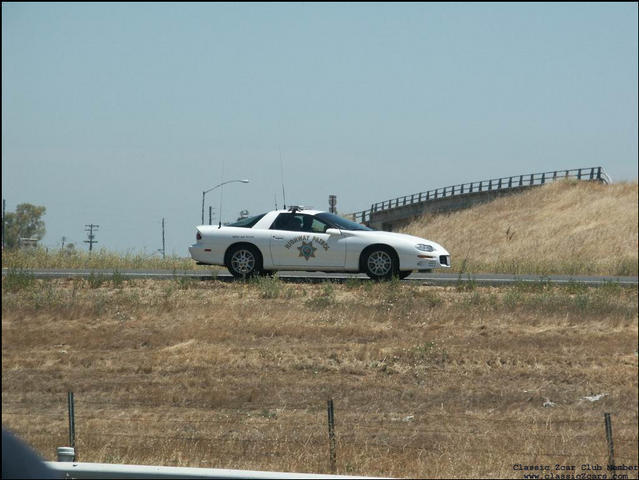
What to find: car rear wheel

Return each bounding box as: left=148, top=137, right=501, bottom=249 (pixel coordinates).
left=226, top=245, right=261, bottom=278
left=364, top=247, right=397, bottom=280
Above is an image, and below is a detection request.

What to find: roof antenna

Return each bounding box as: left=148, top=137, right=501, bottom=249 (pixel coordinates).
left=280, top=147, right=287, bottom=209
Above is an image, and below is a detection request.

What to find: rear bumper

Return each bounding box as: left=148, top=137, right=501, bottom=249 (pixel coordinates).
left=189, top=245, right=223, bottom=266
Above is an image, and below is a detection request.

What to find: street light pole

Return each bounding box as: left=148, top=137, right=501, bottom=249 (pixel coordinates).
left=201, top=179, right=249, bottom=225
left=201, top=192, right=206, bottom=225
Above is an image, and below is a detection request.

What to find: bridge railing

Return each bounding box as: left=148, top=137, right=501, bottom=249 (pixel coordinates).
left=347, top=166, right=611, bottom=224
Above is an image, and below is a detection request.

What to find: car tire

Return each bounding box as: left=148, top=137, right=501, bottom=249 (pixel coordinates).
left=226, top=245, right=261, bottom=279
left=363, top=246, right=398, bottom=280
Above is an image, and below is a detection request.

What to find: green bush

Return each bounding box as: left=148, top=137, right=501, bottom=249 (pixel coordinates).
left=253, top=275, right=282, bottom=299
left=87, top=272, right=107, bottom=289
left=305, top=282, right=336, bottom=309
left=3, top=268, right=35, bottom=293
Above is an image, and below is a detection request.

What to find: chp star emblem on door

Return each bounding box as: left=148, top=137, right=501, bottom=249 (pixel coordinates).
left=297, top=241, right=317, bottom=261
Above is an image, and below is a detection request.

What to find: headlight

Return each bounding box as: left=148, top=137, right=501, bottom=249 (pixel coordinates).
left=415, top=244, right=434, bottom=252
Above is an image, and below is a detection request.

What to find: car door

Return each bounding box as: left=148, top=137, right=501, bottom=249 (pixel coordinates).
left=269, top=213, right=347, bottom=268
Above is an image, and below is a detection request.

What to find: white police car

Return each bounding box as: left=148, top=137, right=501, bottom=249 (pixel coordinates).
left=189, top=206, right=450, bottom=279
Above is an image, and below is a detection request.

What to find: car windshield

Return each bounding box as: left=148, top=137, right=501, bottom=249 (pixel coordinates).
left=315, top=212, right=372, bottom=231
left=226, top=213, right=266, bottom=228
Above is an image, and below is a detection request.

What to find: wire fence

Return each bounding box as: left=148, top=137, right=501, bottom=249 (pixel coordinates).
left=3, top=393, right=638, bottom=470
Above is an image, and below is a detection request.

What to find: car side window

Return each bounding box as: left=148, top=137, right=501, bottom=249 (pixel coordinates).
left=301, top=214, right=330, bottom=233
left=270, top=213, right=303, bottom=231
left=270, top=213, right=330, bottom=233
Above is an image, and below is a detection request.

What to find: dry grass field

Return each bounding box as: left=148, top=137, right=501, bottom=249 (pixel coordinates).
left=401, top=180, right=638, bottom=276
left=1, top=248, right=209, bottom=271
left=2, top=274, right=638, bottom=478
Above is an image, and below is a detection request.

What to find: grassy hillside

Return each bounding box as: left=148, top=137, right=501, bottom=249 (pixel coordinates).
left=400, top=180, right=638, bottom=276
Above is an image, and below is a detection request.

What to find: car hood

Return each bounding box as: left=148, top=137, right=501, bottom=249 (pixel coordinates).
left=350, top=229, right=447, bottom=251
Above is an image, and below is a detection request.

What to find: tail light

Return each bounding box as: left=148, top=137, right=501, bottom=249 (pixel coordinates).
left=196, top=231, right=202, bottom=241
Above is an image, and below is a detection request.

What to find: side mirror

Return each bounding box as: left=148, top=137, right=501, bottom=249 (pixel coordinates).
left=325, top=228, right=341, bottom=236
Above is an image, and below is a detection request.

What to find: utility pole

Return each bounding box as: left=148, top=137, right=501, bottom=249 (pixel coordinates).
left=61, top=236, right=66, bottom=250
left=84, top=224, right=99, bottom=252
left=2, top=198, right=5, bottom=250
left=161, top=218, right=166, bottom=259
left=209, top=206, right=214, bottom=225
left=329, top=195, right=337, bottom=214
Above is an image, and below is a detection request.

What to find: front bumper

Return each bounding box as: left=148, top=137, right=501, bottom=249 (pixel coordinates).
left=399, top=251, right=451, bottom=272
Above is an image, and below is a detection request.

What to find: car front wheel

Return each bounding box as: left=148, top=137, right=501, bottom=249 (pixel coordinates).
left=226, top=245, right=261, bottom=278
left=364, top=247, right=397, bottom=280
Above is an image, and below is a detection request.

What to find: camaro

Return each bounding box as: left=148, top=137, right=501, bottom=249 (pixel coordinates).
left=189, top=206, right=451, bottom=279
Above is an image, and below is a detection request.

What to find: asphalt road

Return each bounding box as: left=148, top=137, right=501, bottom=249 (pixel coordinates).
left=2, top=268, right=637, bottom=287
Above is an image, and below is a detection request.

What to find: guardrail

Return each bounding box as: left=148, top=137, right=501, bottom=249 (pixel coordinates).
left=348, top=166, right=611, bottom=224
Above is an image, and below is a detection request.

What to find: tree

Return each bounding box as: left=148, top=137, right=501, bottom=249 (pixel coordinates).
left=3, top=203, right=46, bottom=249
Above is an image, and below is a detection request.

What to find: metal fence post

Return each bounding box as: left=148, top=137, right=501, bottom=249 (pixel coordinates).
left=67, top=391, right=76, bottom=460
left=604, top=413, right=615, bottom=469
left=327, top=399, right=336, bottom=474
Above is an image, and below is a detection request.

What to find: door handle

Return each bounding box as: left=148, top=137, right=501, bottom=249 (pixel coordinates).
left=272, top=235, right=285, bottom=240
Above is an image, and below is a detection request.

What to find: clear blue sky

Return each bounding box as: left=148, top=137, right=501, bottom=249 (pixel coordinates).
left=2, top=2, right=637, bottom=255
